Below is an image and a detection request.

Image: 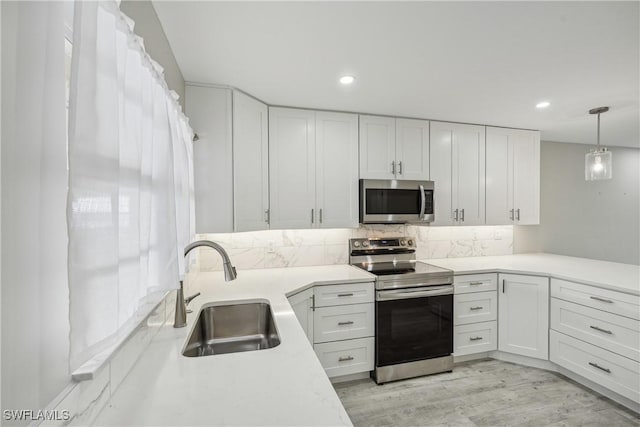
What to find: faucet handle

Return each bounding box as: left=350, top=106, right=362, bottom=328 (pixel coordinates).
left=185, top=292, right=201, bottom=306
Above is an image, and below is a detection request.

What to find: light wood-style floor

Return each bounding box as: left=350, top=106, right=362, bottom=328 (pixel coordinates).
left=334, top=359, right=640, bottom=427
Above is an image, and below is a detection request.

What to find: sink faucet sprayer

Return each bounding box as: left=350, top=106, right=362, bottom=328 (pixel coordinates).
left=174, top=240, right=238, bottom=328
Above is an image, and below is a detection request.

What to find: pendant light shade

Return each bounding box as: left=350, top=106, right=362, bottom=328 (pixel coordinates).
left=585, top=106, right=612, bottom=181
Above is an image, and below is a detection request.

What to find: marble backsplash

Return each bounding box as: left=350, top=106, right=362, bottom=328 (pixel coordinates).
left=195, top=225, right=513, bottom=271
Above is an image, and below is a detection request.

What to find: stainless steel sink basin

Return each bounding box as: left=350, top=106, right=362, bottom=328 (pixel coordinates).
left=182, top=301, right=280, bottom=357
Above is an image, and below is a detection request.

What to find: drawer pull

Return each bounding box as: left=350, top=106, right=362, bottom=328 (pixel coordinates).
left=590, top=296, right=613, bottom=304
left=337, top=293, right=354, bottom=297
left=469, top=336, right=483, bottom=341
left=588, top=362, right=611, bottom=373
left=338, top=356, right=354, bottom=362
left=338, top=321, right=354, bottom=326
left=590, top=325, right=613, bottom=335
left=469, top=281, right=484, bottom=286
left=469, top=306, right=484, bottom=311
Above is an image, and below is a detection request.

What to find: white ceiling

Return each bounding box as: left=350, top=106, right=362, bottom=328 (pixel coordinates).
left=153, top=1, right=639, bottom=148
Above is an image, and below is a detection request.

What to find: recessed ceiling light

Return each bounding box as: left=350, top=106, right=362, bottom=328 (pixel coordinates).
left=536, top=101, right=551, bottom=109
left=339, top=75, right=355, bottom=85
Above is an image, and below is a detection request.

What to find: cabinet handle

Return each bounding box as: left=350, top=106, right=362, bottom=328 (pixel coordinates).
left=469, top=336, right=483, bottom=341
left=469, top=306, right=483, bottom=311
left=264, top=209, right=270, bottom=224
left=398, top=161, right=403, bottom=175
left=337, top=293, right=354, bottom=297
left=460, top=208, right=465, bottom=222
left=516, top=208, right=521, bottom=221
left=509, top=209, right=514, bottom=221
left=469, top=281, right=483, bottom=286
left=590, top=325, right=613, bottom=335
left=502, top=279, right=506, bottom=293
left=311, top=209, right=314, bottom=224
left=391, top=161, right=396, bottom=175
left=338, top=321, right=354, bottom=326
left=338, top=356, right=354, bottom=362
left=311, top=294, right=315, bottom=312
left=588, top=362, right=611, bottom=373
left=319, top=208, right=323, bottom=224
left=454, top=209, right=459, bottom=222
left=590, top=296, right=613, bottom=304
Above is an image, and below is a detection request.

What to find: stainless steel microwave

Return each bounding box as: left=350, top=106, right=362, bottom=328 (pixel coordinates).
left=359, top=179, right=435, bottom=224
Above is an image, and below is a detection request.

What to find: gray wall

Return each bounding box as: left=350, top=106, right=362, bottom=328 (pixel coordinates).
left=120, top=0, right=185, bottom=106
left=514, top=141, right=640, bottom=265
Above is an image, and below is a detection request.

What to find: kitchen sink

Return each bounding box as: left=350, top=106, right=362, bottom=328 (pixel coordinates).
left=182, top=301, right=280, bottom=357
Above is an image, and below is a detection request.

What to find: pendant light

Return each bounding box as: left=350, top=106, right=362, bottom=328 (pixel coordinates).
left=585, top=106, right=612, bottom=181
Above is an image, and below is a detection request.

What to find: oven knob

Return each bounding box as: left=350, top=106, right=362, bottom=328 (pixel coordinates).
left=407, top=239, right=414, bottom=246
left=362, top=241, right=369, bottom=247
left=353, top=241, right=361, bottom=248
left=400, top=240, right=406, bottom=246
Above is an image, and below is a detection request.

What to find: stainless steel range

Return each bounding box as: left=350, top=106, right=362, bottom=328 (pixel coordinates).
left=349, top=236, right=454, bottom=384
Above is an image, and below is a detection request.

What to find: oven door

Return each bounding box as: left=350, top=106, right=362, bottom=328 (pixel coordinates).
left=376, top=286, right=453, bottom=367
left=360, top=179, right=434, bottom=224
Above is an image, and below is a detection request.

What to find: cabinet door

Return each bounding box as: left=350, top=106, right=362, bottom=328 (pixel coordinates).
left=268, top=108, right=316, bottom=229
left=485, top=126, right=515, bottom=225
left=359, top=115, right=396, bottom=179
left=452, top=123, right=486, bottom=225
left=233, top=91, right=269, bottom=232
left=429, top=121, right=454, bottom=225
left=186, top=85, right=233, bottom=232
left=395, top=118, right=429, bottom=180
left=498, top=273, right=549, bottom=359
left=315, top=112, right=359, bottom=228
left=512, top=130, right=540, bottom=225
left=288, top=288, right=314, bottom=344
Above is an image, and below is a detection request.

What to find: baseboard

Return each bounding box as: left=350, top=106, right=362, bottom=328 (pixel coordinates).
left=330, top=371, right=371, bottom=384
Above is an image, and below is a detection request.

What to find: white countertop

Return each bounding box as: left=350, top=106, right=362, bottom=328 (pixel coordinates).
left=425, top=253, right=640, bottom=295
left=93, top=265, right=375, bottom=427
left=94, top=253, right=639, bottom=426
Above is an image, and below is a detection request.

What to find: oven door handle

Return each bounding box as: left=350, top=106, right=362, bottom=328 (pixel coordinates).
left=419, top=184, right=426, bottom=220
left=377, top=285, right=453, bottom=301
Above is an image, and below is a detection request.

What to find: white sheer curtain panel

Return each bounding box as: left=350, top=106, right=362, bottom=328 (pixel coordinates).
left=67, top=0, right=194, bottom=370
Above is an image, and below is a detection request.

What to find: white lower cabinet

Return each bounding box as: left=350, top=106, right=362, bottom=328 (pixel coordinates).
left=454, top=321, right=498, bottom=356
left=550, top=330, right=639, bottom=403
left=288, top=288, right=314, bottom=344
left=498, top=273, right=549, bottom=360
left=314, top=337, right=375, bottom=378
left=313, top=281, right=375, bottom=378
left=453, top=274, right=498, bottom=357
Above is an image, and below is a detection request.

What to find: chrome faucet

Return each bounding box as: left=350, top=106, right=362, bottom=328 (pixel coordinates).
left=174, top=240, right=238, bottom=328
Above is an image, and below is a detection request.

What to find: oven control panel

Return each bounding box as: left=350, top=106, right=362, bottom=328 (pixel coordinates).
left=349, top=237, right=416, bottom=252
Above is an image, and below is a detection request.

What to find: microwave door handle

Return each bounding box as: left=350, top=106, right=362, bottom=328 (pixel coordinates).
left=419, top=185, right=426, bottom=220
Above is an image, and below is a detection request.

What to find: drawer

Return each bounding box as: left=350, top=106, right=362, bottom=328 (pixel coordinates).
left=550, top=330, right=640, bottom=403
left=454, top=292, right=497, bottom=325
left=313, top=303, right=374, bottom=343
left=314, top=337, right=374, bottom=378
left=454, top=321, right=497, bottom=356
left=551, top=298, right=640, bottom=362
left=454, top=273, right=497, bottom=294
left=551, top=278, right=639, bottom=320
left=313, top=282, right=374, bottom=307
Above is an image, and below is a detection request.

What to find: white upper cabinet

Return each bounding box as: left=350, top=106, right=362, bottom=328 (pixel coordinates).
left=186, top=85, right=233, bottom=233
left=315, top=112, right=359, bottom=228
left=430, top=121, right=486, bottom=225
left=359, top=115, right=429, bottom=180
left=233, top=91, right=269, bottom=232
left=359, top=115, right=396, bottom=179
left=486, top=127, right=540, bottom=225
left=269, top=108, right=316, bottom=229
left=395, top=118, right=430, bottom=180
left=269, top=108, right=358, bottom=230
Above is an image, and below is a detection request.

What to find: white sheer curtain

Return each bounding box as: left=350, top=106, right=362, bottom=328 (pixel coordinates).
left=67, top=0, right=194, bottom=370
